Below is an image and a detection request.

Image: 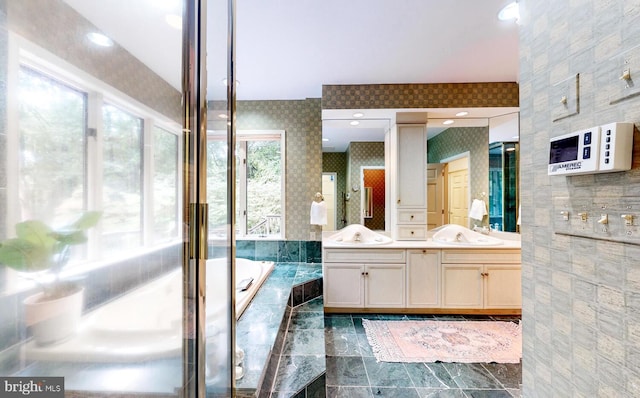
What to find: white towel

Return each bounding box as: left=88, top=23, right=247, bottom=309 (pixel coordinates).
left=310, top=201, right=327, bottom=225
left=469, top=199, right=488, bottom=220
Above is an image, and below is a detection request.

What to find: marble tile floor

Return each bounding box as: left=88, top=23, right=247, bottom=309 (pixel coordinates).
left=324, top=313, right=522, bottom=398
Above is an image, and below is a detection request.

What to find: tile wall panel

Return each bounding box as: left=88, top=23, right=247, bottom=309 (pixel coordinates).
left=519, top=0, right=640, bottom=395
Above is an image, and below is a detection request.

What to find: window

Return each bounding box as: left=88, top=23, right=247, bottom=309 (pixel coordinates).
left=153, top=127, right=179, bottom=242
left=208, top=131, right=285, bottom=238
left=17, top=66, right=87, bottom=227
left=8, top=47, right=181, bottom=268
left=102, top=104, right=143, bottom=253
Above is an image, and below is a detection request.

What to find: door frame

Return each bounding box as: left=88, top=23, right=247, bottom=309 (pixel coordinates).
left=441, top=152, right=470, bottom=228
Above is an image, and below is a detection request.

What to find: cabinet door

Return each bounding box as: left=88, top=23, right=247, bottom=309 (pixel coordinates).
left=441, top=264, right=483, bottom=308
left=484, top=264, right=522, bottom=309
left=406, top=250, right=440, bottom=308
left=324, top=263, right=364, bottom=308
left=365, top=263, right=405, bottom=308
left=397, top=125, right=426, bottom=208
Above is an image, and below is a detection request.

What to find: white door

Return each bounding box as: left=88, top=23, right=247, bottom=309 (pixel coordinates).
left=406, top=249, right=440, bottom=307
left=365, top=263, right=405, bottom=307
left=322, top=173, right=337, bottom=231
left=447, top=157, right=468, bottom=227
left=441, top=264, right=483, bottom=308
left=483, top=264, right=522, bottom=308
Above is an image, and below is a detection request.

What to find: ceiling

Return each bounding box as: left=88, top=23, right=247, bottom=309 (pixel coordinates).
left=62, top=0, right=520, bottom=151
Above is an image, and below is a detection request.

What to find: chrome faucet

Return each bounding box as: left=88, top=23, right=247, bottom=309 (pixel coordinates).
left=455, top=232, right=464, bottom=242
left=354, top=232, right=362, bottom=242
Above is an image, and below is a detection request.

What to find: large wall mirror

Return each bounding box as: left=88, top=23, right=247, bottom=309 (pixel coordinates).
left=321, top=108, right=519, bottom=233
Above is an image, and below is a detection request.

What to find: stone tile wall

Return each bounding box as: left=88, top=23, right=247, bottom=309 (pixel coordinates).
left=519, top=0, right=640, bottom=395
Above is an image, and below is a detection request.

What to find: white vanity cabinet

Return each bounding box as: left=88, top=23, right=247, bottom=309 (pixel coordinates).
left=441, top=250, right=521, bottom=309
left=393, top=124, right=427, bottom=240
left=323, top=249, right=406, bottom=309
left=406, top=249, right=440, bottom=308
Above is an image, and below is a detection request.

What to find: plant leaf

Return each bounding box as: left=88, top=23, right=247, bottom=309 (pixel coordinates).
left=15, top=221, right=57, bottom=251
left=0, top=238, right=50, bottom=272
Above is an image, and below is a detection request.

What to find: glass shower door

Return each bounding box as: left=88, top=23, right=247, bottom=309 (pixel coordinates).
left=0, top=0, right=235, bottom=396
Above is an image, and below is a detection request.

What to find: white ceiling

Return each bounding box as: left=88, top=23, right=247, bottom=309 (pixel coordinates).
left=63, top=0, right=520, bottom=151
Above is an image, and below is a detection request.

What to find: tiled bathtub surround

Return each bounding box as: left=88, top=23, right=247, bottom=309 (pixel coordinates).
left=210, top=240, right=322, bottom=263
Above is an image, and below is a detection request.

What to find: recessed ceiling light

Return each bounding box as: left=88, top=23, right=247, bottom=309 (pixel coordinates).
left=455, top=111, right=469, bottom=117
left=443, top=120, right=454, bottom=125
left=322, top=138, right=329, bottom=142
left=512, top=135, right=519, bottom=139
left=218, top=113, right=228, bottom=119
left=352, top=112, right=364, bottom=118
left=350, top=121, right=360, bottom=126
left=165, top=14, right=182, bottom=30
left=498, top=2, right=519, bottom=21
left=86, top=32, right=113, bottom=47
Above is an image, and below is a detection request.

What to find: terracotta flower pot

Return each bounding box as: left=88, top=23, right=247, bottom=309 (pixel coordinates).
left=24, top=286, right=84, bottom=346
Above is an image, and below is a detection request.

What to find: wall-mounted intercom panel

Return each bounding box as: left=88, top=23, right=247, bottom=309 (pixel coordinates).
left=548, top=122, right=634, bottom=176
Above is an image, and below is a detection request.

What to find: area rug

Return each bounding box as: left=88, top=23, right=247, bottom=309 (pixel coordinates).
left=362, top=319, right=522, bottom=364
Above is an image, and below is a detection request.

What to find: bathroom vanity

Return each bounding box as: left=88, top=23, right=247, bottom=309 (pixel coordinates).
left=322, top=225, right=522, bottom=315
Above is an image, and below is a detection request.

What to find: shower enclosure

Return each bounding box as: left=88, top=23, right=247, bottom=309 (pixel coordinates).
left=0, top=0, right=236, bottom=396
left=488, top=142, right=519, bottom=232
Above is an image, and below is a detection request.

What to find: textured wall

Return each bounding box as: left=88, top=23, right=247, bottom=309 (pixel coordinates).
left=322, top=82, right=519, bottom=109
left=345, top=142, right=385, bottom=225
left=427, top=126, right=490, bottom=223
left=322, top=152, right=348, bottom=229
left=213, top=99, right=323, bottom=241
left=519, top=0, right=640, bottom=396
left=6, top=0, right=181, bottom=122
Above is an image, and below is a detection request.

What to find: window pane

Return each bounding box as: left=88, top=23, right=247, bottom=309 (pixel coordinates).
left=207, top=139, right=228, bottom=238
left=102, top=104, right=142, bottom=252
left=153, top=127, right=179, bottom=242
left=17, top=67, right=86, bottom=226
left=246, top=140, right=281, bottom=236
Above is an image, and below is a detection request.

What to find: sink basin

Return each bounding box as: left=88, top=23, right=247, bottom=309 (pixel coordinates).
left=431, top=224, right=503, bottom=246
left=325, top=224, right=393, bottom=246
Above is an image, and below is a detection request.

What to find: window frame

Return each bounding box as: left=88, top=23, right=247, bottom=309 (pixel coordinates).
left=208, top=129, right=286, bottom=239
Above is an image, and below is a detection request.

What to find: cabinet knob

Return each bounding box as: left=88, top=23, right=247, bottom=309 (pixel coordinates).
left=397, top=199, right=401, bottom=204
left=410, top=215, right=414, bottom=219
left=422, top=249, right=426, bottom=254
left=411, top=231, right=415, bottom=235
left=480, top=272, right=489, bottom=277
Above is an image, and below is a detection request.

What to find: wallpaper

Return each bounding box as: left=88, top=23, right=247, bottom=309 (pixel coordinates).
left=427, top=126, right=490, bottom=225
left=322, top=152, right=348, bottom=229
left=322, top=82, right=519, bottom=110
left=209, top=99, right=323, bottom=241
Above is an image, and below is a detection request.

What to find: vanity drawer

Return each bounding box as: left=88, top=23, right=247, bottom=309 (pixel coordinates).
left=324, top=249, right=406, bottom=263
left=397, top=209, right=426, bottom=224
left=441, top=249, right=521, bottom=264
left=396, top=226, right=427, bottom=240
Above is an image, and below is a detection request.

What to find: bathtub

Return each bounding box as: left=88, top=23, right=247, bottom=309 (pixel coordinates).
left=24, top=257, right=274, bottom=362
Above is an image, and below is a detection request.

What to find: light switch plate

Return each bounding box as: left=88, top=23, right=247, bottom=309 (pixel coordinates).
left=552, top=73, right=579, bottom=122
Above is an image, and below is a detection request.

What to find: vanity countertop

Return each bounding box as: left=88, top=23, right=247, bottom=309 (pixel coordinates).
left=322, top=238, right=521, bottom=250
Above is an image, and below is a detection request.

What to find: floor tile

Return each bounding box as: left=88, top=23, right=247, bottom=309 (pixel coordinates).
left=404, top=362, right=457, bottom=389
left=362, top=356, right=415, bottom=388
left=289, top=311, right=325, bottom=330
left=369, top=386, right=420, bottom=397
left=282, top=329, right=325, bottom=355
left=443, top=363, right=502, bottom=389
left=325, top=329, right=361, bottom=356
left=415, top=388, right=468, bottom=398
left=463, top=389, right=514, bottom=397
left=326, top=386, right=373, bottom=398
left=481, top=363, right=522, bottom=389
left=326, top=356, right=369, bottom=386
left=271, top=354, right=325, bottom=393
left=324, top=315, right=355, bottom=332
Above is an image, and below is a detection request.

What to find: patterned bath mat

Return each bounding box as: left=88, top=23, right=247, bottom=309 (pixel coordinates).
left=363, top=319, right=522, bottom=363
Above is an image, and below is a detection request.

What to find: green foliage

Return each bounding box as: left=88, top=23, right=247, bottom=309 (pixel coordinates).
left=0, top=211, right=101, bottom=281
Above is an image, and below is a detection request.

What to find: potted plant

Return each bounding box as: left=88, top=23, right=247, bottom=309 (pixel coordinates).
left=0, top=211, right=101, bottom=345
